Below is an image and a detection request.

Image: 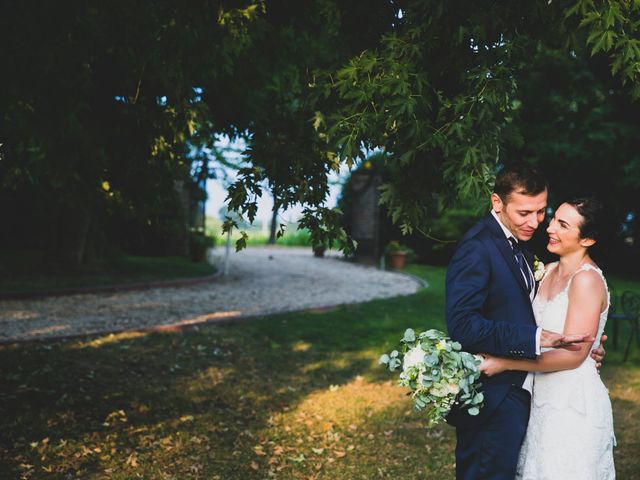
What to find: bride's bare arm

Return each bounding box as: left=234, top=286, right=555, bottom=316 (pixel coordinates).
left=481, top=270, right=605, bottom=376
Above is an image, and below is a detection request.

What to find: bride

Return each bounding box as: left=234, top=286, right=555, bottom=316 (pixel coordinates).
left=479, top=196, right=616, bottom=479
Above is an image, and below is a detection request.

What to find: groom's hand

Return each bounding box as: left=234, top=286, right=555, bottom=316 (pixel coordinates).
left=540, top=330, right=595, bottom=350
left=478, top=354, right=507, bottom=377
left=591, top=334, right=607, bottom=372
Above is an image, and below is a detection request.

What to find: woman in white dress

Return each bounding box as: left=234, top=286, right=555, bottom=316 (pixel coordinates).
left=479, top=196, right=616, bottom=479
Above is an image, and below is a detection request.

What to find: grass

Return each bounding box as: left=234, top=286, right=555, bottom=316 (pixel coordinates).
left=207, top=217, right=313, bottom=248
left=244, top=229, right=312, bottom=247
left=0, top=251, right=216, bottom=294
left=0, top=265, right=638, bottom=479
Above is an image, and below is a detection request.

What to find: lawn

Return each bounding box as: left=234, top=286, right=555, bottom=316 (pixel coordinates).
left=0, top=251, right=216, bottom=294
left=0, top=265, right=638, bottom=479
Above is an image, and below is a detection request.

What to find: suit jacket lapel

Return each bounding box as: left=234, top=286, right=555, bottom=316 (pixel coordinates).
left=482, top=215, right=530, bottom=294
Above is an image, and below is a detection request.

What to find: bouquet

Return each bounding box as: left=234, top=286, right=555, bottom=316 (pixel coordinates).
left=379, top=328, right=484, bottom=425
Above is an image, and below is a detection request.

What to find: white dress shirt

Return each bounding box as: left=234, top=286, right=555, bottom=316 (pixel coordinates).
left=491, top=209, right=541, bottom=393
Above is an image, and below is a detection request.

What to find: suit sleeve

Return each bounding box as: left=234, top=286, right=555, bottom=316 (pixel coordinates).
left=445, top=238, right=538, bottom=358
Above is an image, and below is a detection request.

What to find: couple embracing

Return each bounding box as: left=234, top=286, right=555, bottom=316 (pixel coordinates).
left=445, top=164, right=615, bottom=479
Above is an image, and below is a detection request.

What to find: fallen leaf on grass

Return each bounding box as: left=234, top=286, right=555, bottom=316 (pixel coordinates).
left=288, top=453, right=306, bottom=463
left=125, top=452, right=138, bottom=468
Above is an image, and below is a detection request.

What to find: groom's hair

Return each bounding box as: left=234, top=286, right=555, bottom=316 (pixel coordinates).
left=494, top=163, right=548, bottom=204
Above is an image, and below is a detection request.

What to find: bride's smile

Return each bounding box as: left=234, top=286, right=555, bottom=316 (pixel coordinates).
left=546, top=203, right=596, bottom=255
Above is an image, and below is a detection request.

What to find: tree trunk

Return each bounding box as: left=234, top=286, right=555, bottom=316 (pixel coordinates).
left=60, top=207, right=92, bottom=265
left=268, top=203, right=279, bottom=245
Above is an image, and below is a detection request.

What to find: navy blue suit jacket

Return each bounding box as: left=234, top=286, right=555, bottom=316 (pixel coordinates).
left=445, top=214, right=538, bottom=429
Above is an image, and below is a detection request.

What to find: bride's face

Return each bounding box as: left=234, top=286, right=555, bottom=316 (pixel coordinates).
left=546, top=203, right=594, bottom=254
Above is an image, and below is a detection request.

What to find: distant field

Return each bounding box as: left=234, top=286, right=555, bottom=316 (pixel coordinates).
left=206, top=216, right=312, bottom=247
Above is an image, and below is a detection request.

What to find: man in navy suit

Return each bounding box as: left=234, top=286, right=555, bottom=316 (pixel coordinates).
left=445, top=164, right=604, bottom=479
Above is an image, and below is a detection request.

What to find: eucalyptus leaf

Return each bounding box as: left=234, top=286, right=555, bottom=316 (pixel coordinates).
left=403, top=328, right=416, bottom=343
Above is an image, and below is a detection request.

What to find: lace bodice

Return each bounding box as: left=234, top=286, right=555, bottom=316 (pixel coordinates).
left=533, top=262, right=610, bottom=355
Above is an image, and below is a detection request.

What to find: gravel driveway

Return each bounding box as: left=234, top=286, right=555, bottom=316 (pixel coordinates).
left=0, top=247, right=423, bottom=343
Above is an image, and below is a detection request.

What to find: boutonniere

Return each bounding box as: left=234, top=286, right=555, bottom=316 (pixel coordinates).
left=533, top=255, right=545, bottom=282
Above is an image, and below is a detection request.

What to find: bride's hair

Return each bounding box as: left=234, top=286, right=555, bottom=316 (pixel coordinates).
left=565, top=196, right=605, bottom=243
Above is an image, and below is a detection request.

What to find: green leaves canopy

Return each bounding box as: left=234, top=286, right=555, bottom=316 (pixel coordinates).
left=2, top=0, right=639, bottom=258
left=226, top=0, right=640, bottom=251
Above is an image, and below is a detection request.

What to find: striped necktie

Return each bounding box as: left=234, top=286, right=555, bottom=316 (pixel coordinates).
left=509, top=237, right=533, bottom=293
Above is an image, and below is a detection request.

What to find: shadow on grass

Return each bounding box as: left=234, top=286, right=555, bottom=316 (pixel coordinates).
left=0, top=265, right=447, bottom=479
left=0, top=264, right=637, bottom=479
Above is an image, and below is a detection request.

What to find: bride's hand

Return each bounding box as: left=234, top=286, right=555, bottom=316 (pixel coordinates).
left=479, top=354, right=507, bottom=377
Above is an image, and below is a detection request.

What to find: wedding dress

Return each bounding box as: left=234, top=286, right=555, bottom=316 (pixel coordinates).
left=517, top=263, right=616, bottom=479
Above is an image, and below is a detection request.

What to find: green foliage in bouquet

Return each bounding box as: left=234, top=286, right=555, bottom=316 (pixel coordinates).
left=380, top=328, right=484, bottom=425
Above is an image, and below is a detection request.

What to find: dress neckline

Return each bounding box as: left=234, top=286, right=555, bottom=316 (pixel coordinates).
left=534, top=262, right=608, bottom=312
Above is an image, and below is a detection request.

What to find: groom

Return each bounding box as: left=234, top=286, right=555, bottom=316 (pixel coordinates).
left=445, top=163, right=605, bottom=479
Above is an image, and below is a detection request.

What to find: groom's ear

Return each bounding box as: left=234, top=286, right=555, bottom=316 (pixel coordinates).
left=491, top=193, right=504, bottom=213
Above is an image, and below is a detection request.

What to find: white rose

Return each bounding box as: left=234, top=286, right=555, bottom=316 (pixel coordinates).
left=533, top=257, right=546, bottom=281
left=403, top=345, right=426, bottom=371
left=446, top=382, right=460, bottom=395
left=430, top=384, right=448, bottom=397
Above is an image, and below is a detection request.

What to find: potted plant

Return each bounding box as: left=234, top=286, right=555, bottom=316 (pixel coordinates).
left=385, top=241, right=411, bottom=269
left=312, top=244, right=327, bottom=257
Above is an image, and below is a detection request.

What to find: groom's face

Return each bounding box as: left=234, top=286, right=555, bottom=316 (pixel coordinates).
left=491, top=189, right=548, bottom=242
